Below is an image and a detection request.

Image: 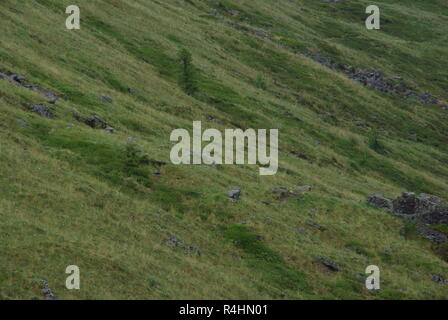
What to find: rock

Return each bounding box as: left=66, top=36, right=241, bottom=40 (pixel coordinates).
left=100, top=95, right=113, bottom=104
left=393, top=192, right=448, bottom=224
left=415, top=226, right=448, bottom=244
left=105, top=127, right=115, bottom=134
left=295, top=185, right=312, bottom=192
left=165, top=237, right=182, bottom=247
left=305, top=220, right=326, bottom=231
left=0, top=70, right=58, bottom=103
left=227, top=186, right=241, bottom=202
left=127, top=88, right=136, bottom=95
left=316, top=257, right=342, bottom=271
left=127, top=137, right=137, bottom=143
left=272, top=187, right=301, bottom=202
left=10, top=74, right=26, bottom=83
left=430, top=274, right=447, bottom=285
left=367, top=193, right=393, bottom=212
left=39, top=279, right=57, bottom=300
left=31, top=104, right=53, bottom=118
left=185, top=246, right=201, bottom=256
left=369, top=192, right=448, bottom=225
left=66, top=123, right=75, bottom=129
left=354, top=120, right=369, bottom=128
left=293, top=227, right=308, bottom=235
left=299, top=53, right=438, bottom=104
left=23, top=84, right=58, bottom=103
left=85, top=116, right=108, bottom=129
left=16, top=119, right=26, bottom=128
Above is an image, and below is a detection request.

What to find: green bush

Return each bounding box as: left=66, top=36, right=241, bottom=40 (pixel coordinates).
left=178, top=48, right=198, bottom=95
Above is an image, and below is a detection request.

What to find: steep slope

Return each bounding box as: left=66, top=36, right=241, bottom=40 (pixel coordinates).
left=0, top=0, right=447, bottom=299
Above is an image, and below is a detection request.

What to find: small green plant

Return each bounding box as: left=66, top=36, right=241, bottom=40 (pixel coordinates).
left=368, top=131, right=385, bottom=154
left=254, top=75, right=267, bottom=90
left=178, top=48, right=198, bottom=95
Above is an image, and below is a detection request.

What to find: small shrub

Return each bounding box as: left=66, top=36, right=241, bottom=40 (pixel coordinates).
left=368, top=131, right=385, bottom=154
left=178, top=48, right=198, bottom=95
left=254, top=75, right=267, bottom=90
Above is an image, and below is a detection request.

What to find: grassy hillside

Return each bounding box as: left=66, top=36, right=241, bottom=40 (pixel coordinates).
left=1, top=0, right=447, bottom=299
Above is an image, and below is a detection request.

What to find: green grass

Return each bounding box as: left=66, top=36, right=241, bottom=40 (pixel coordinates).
left=0, top=0, right=448, bottom=300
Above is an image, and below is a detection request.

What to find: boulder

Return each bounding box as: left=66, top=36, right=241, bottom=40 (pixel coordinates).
left=367, top=193, right=393, bottom=212
left=316, top=257, right=342, bottom=272
left=227, top=186, right=241, bottom=202
left=85, top=116, right=108, bottom=129
left=415, top=226, right=448, bottom=244
left=392, top=192, right=448, bottom=224
left=31, top=104, right=53, bottom=118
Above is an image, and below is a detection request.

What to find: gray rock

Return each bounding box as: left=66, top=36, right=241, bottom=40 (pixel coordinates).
left=293, top=227, right=308, bottom=235
left=16, top=119, right=26, bottom=128
left=100, top=95, right=113, bottom=103
left=430, top=274, right=447, bottom=285
left=295, top=185, right=312, bottom=192
left=227, top=186, right=241, bottom=202
left=367, top=193, right=393, bottom=212
left=316, top=257, right=342, bottom=271
left=31, top=104, right=53, bottom=118
left=127, top=137, right=137, bottom=143
left=165, top=237, right=182, bottom=247
left=305, top=220, right=326, bottom=232
left=105, top=127, right=115, bottom=134
left=39, top=279, right=57, bottom=300
left=415, top=226, right=448, bottom=244
left=393, top=192, right=448, bottom=224
left=85, top=116, right=108, bottom=129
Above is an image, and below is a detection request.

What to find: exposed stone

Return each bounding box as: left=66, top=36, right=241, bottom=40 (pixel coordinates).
left=430, top=274, right=447, bottom=285
left=293, top=227, right=308, bottom=235
left=31, top=104, right=53, bottom=118
left=227, top=186, right=241, bottom=202
left=16, top=119, right=26, bottom=128
left=316, top=257, right=342, bottom=271
left=295, top=185, right=312, bottom=192
left=185, top=246, right=201, bottom=256
left=100, top=95, right=113, bottom=104
left=369, top=192, right=448, bottom=225
left=299, top=52, right=438, bottom=104
left=367, top=193, right=393, bottom=212
left=393, top=192, right=448, bottom=224
left=415, top=226, right=448, bottom=244
left=85, top=116, right=108, bottom=129
left=165, top=237, right=182, bottom=247
left=305, top=220, right=326, bottom=232
left=0, top=70, right=58, bottom=103
left=105, top=127, right=115, bottom=134
left=39, top=279, right=57, bottom=300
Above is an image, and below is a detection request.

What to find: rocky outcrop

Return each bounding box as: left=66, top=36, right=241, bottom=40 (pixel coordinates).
left=299, top=52, right=439, bottom=105
left=0, top=71, right=58, bottom=104
left=367, top=194, right=393, bottom=213
left=368, top=192, right=448, bottom=225
left=368, top=192, right=448, bottom=243
left=392, top=192, right=448, bottom=224
left=31, top=104, right=53, bottom=118
left=316, top=257, right=342, bottom=272
left=227, top=186, right=241, bottom=202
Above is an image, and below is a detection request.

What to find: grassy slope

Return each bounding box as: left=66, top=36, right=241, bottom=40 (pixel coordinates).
left=0, top=0, right=447, bottom=299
